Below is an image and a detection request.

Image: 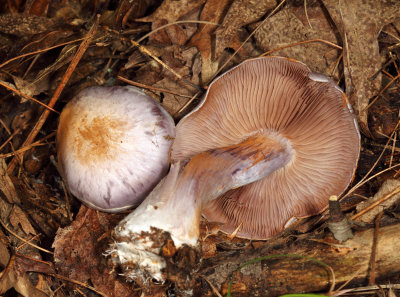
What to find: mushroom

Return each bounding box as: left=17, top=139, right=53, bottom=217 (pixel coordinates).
left=57, top=86, right=175, bottom=212
left=111, top=57, right=360, bottom=281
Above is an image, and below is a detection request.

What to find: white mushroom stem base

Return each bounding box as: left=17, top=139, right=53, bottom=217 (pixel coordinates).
left=110, top=134, right=293, bottom=282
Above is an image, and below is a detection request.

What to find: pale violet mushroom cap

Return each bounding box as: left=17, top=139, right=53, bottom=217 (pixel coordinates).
left=57, top=86, right=175, bottom=212
left=171, top=56, right=360, bottom=239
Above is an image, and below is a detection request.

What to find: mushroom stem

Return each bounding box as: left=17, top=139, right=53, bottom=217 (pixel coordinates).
left=111, top=133, right=293, bottom=281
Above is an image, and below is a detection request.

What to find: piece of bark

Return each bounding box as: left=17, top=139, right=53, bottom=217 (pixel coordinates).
left=198, top=224, right=400, bottom=296
left=322, top=0, right=400, bottom=136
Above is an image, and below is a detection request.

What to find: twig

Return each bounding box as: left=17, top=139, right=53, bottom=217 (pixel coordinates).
left=175, top=91, right=202, bottom=116
left=0, top=81, right=59, bottom=113
left=136, top=20, right=220, bottom=43
left=368, top=211, right=383, bottom=285
left=7, top=17, right=99, bottom=174
left=351, top=186, right=400, bottom=220
left=129, top=39, right=201, bottom=91
left=215, top=0, right=287, bottom=82
left=344, top=117, right=400, bottom=198
left=0, top=38, right=85, bottom=69
left=363, top=73, right=400, bottom=111
left=0, top=217, right=53, bottom=254
left=49, top=273, right=109, bottom=297
left=117, top=75, right=191, bottom=98
left=201, top=275, right=223, bottom=297
left=0, top=128, right=20, bottom=152
left=262, top=38, right=342, bottom=56
left=0, top=131, right=56, bottom=159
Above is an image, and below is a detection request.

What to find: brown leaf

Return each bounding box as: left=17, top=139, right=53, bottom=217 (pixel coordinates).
left=0, top=14, right=60, bottom=36
left=254, top=1, right=340, bottom=75
left=189, top=0, right=231, bottom=82
left=355, top=179, right=400, bottom=223
left=322, top=0, right=400, bottom=135
left=215, top=0, right=277, bottom=58
left=0, top=160, right=20, bottom=204
left=9, top=206, right=36, bottom=236
left=53, top=206, right=138, bottom=296
left=138, top=0, right=206, bottom=23
left=27, top=0, right=51, bottom=16
left=0, top=254, right=51, bottom=297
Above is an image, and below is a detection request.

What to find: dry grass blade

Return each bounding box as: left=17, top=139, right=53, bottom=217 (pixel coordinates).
left=117, top=75, right=191, bottom=98
left=212, top=0, right=287, bottom=83
left=0, top=38, right=85, bottom=69
left=344, top=117, right=400, bottom=199
left=136, top=20, right=220, bottom=43
left=0, top=218, right=53, bottom=254
left=0, top=131, right=55, bottom=159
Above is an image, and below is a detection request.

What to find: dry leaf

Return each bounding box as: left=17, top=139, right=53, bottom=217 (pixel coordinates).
left=9, top=205, right=36, bottom=236
left=189, top=0, right=231, bottom=82
left=0, top=13, right=60, bottom=36
left=138, top=0, right=206, bottom=23
left=0, top=160, right=20, bottom=204
left=254, top=1, right=340, bottom=75
left=322, top=0, right=400, bottom=135
left=53, top=206, right=136, bottom=296
left=214, top=0, right=277, bottom=58
left=355, top=179, right=400, bottom=223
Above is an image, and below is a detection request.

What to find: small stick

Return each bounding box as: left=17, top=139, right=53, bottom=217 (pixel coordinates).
left=328, top=195, right=353, bottom=241
left=351, top=186, right=400, bottom=220
left=0, top=81, right=59, bottom=113
left=0, top=38, right=85, bottom=69
left=117, top=75, right=191, bottom=98
left=7, top=17, right=99, bottom=174
left=0, top=218, right=53, bottom=254
left=369, top=211, right=384, bottom=285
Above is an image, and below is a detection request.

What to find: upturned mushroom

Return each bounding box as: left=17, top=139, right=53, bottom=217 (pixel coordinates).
left=57, top=86, right=175, bottom=212
left=111, top=57, right=360, bottom=281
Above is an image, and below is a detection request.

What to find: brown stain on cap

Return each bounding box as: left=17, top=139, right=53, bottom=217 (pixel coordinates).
left=57, top=101, right=131, bottom=168
left=75, top=115, right=129, bottom=164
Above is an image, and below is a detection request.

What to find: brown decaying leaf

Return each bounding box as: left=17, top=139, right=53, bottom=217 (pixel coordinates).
left=254, top=1, right=340, bottom=75
left=189, top=0, right=231, bottom=83
left=0, top=14, right=61, bottom=36
left=9, top=205, right=36, bottom=236
left=27, top=0, right=51, bottom=16
left=214, top=0, right=277, bottom=59
left=355, top=179, right=400, bottom=223
left=0, top=160, right=20, bottom=204
left=322, top=0, right=400, bottom=136
left=138, top=0, right=207, bottom=23
left=53, top=206, right=139, bottom=296
left=0, top=254, right=49, bottom=297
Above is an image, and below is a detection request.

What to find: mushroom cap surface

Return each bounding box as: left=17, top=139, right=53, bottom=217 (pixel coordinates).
left=57, top=86, right=175, bottom=212
left=171, top=57, right=360, bottom=239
